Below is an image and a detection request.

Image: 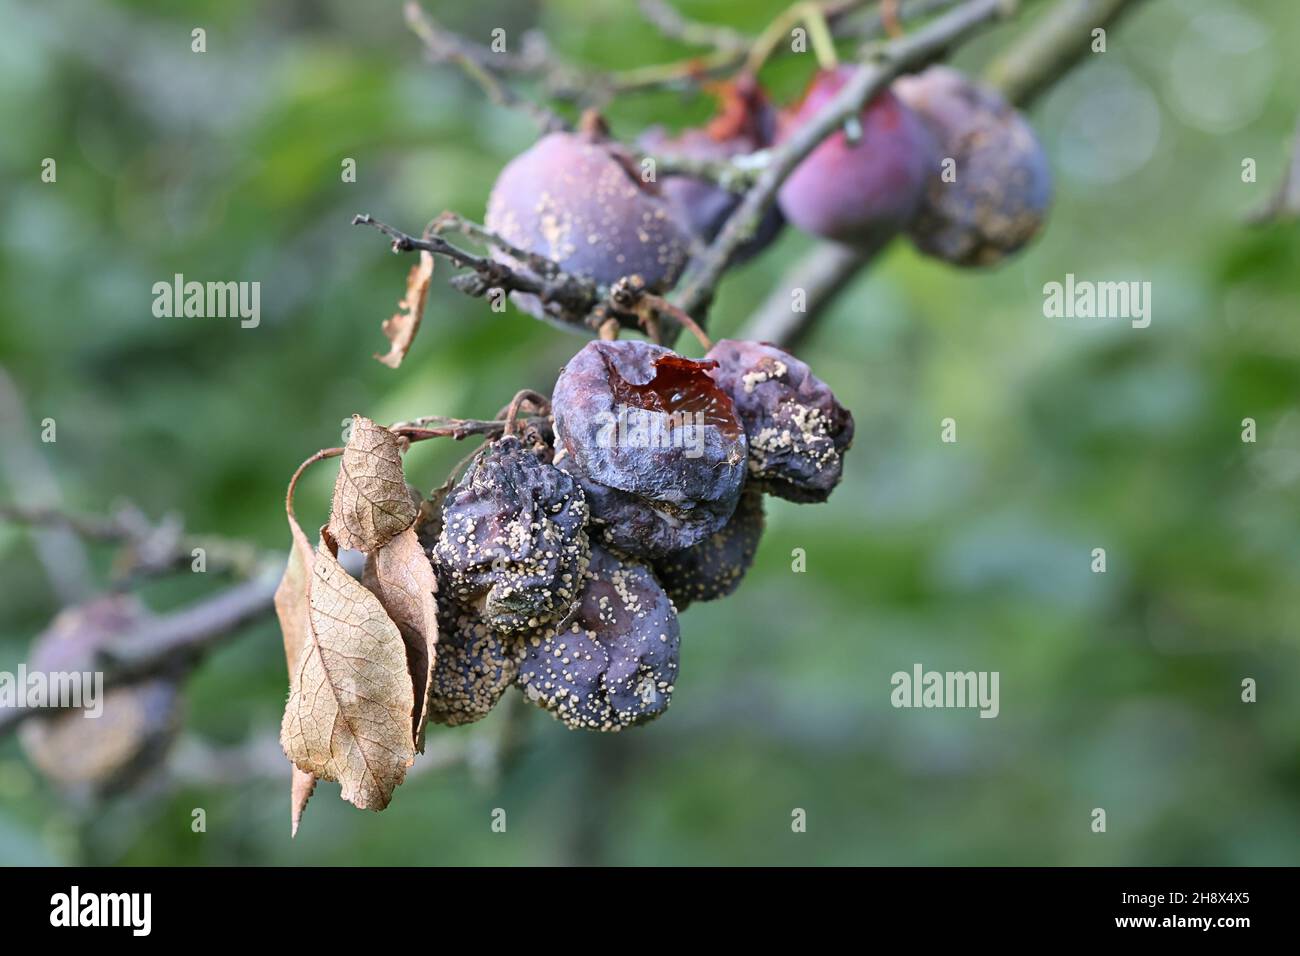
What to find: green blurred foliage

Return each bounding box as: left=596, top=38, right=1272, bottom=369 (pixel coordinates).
left=0, top=0, right=1298, bottom=865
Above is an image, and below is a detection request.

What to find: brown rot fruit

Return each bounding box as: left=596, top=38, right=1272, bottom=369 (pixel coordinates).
left=639, top=77, right=784, bottom=263
left=433, top=434, right=589, bottom=634
left=514, top=545, right=679, bottom=731
left=484, top=115, right=690, bottom=328
left=425, top=589, right=522, bottom=727
left=551, top=339, right=747, bottom=558
left=706, top=339, right=854, bottom=502
left=893, top=66, right=1052, bottom=267
left=654, top=487, right=764, bottom=610
left=777, top=67, right=937, bottom=248
left=18, top=596, right=184, bottom=796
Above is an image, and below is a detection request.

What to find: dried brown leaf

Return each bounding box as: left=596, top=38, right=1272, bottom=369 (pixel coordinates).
left=328, top=415, right=416, bottom=552
left=375, top=250, right=434, bottom=369
left=290, top=767, right=316, bottom=837
left=276, top=466, right=322, bottom=835
left=362, top=526, right=439, bottom=750
left=281, top=529, right=416, bottom=811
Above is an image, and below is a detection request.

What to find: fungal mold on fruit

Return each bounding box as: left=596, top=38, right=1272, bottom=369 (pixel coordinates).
left=707, top=339, right=854, bottom=503
left=552, top=339, right=747, bottom=558
left=426, top=590, right=523, bottom=727
left=777, top=67, right=937, bottom=249
left=514, top=546, right=679, bottom=731
left=484, top=118, right=690, bottom=329
left=433, top=434, right=590, bottom=634
left=893, top=66, right=1052, bottom=267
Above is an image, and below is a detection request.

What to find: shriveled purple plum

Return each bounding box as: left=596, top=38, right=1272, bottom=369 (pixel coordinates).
left=514, top=546, right=679, bottom=731
left=654, top=487, right=765, bottom=610
left=551, top=339, right=747, bottom=558
left=433, top=434, right=589, bottom=633
left=894, top=66, right=1052, bottom=266
left=707, top=339, right=854, bottom=502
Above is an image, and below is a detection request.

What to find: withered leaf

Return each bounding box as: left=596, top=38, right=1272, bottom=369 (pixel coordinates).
left=275, top=482, right=319, bottom=836
left=280, top=529, right=416, bottom=811
left=375, top=250, right=434, bottom=369
left=290, top=768, right=316, bottom=837
left=328, top=415, right=416, bottom=553
left=362, top=526, right=439, bottom=750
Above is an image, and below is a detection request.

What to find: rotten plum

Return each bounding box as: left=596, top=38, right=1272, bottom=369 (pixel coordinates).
left=551, top=339, right=747, bottom=558
left=433, top=434, right=589, bottom=634
left=893, top=66, right=1052, bottom=266
left=654, top=487, right=765, bottom=610
left=514, top=545, right=679, bottom=731
left=425, top=588, right=522, bottom=727
left=706, top=339, right=853, bottom=502
left=777, top=67, right=937, bottom=248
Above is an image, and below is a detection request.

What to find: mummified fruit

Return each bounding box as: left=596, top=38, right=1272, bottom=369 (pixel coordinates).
left=18, top=595, right=183, bottom=795
left=639, top=76, right=784, bottom=263
left=552, top=339, right=747, bottom=558
left=514, top=546, right=679, bottom=731
left=426, top=588, right=521, bottom=727
left=433, top=434, right=589, bottom=633
left=655, top=487, right=765, bottom=610
left=707, top=339, right=854, bottom=502
left=777, top=67, right=937, bottom=248
left=893, top=66, right=1052, bottom=266
left=484, top=118, right=690, bottom=327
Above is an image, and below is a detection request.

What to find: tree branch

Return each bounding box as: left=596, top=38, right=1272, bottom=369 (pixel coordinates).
left=673, top=0, right=1018, bottom=321
left=983, top=0, right=1147, bottom=107
left=740, top=0, right=1149, bottom=349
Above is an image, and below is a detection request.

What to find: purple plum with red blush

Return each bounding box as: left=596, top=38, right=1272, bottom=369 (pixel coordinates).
left=777, top=67, right=937, bottom=248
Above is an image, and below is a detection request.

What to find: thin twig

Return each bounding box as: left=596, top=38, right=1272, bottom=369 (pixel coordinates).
left=353, top=213, right=599, bottom=324
left=0, top=503, right=267, bottom=581
left=403, top=1, right=566, bottom=131
left=983, top=0, right=1147, bottom=107
left=637, top=0, right=750, bottom=53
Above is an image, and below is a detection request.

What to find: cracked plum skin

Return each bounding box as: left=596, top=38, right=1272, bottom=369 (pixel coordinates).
left=432, top=435, right=589, bottom=634
left=707, top=339, right=854, bottom=503
left=777, top=67, right=937, bottom=249
left=894, top=66, right=1052, bottom=267
left=551, top=339, right=747, bottom=558
left=654, top=486, right=764, bottom=610
left=514, top=545, right=680, bottom=731
left=484, top=129, right=690, bottom=327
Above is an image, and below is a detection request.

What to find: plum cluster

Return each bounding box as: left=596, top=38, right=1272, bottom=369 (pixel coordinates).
left=485, top=65, right=1049, bottom=315
left=777, top=64, right=1052, bottom=265
left=419, top=337, right=852, bottom=732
